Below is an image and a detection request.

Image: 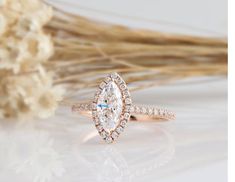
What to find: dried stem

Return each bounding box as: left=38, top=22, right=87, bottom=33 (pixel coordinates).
left=44, top=4, right=227, bottom=97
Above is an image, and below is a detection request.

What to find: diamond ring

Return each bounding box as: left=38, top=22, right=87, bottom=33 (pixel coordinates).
left=72, top=73, right=175, bottom=143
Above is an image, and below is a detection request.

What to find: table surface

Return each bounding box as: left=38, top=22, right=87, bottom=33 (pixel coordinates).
left=0, top=78, right=227, bottom=182
left=0, top=0, right=227, bottom=182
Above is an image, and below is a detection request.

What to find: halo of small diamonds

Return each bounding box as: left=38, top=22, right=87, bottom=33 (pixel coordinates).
left=92, top=73, right=132, bottom=143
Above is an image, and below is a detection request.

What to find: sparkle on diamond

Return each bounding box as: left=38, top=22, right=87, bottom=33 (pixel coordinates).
left=97, top=81, right=123, bottom=132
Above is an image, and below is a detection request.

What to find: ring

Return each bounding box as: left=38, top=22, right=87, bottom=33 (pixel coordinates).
left=72, top=73, right=175, bottom=143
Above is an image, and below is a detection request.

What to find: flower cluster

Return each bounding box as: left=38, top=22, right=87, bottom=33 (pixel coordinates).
left=0, top=0, right=63, bottom=119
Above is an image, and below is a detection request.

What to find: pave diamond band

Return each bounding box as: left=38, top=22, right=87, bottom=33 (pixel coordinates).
left=72, top=103, right=175, bottom=121
left=72, top=73, right=175, bottom=143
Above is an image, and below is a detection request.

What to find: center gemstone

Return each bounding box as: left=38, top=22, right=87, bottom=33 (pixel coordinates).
left=97, top=81, right=123, bottom=132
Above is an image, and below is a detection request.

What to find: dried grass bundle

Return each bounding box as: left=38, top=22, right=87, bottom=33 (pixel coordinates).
left=45, top=4, right=227, bottom=97
left=0, top=0, right=227, bottom=119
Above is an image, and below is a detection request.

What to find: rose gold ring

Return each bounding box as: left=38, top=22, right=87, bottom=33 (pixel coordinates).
left=72, top=73, right=175, bottom=143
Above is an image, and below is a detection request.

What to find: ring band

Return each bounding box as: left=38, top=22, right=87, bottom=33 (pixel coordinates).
left=72, top=103, right=175, bottom=122
left=72, top=73, right=175, bottom=143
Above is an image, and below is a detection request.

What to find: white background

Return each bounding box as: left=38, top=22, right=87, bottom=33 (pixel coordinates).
left=0, top=0, right=227, bottom=182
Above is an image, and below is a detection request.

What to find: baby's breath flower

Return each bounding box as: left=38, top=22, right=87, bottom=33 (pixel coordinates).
left=0, top=0, right=63, bottom=120
left=0, top=67, right=64, bottom=119
left=23, top=33, right=54, bottom=62
left=16, top=5, right=52, bottom=36
left=0, top=13, right=7, bottom=36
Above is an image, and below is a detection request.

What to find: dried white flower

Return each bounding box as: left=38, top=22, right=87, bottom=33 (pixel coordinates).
left=0, top=37, right=28, bottom=73
left=16, top=4, right=52, bottom=36
left=0, top=67, right=64, bottom=119
left=23, top=32, right=54, bottom=62
left=2, top=0, right=41, bottom=12
left=0, top=13, right=7, bottom=36
left=0, top=0, right=64, bottom=119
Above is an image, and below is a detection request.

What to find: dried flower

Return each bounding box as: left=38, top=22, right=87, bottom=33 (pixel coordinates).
left=0, top=13, right=7, bottom=36
left=45, top=2, right=227, bottom=97
left=0, top=67, right=64, bottom=119
left=0, top=0, right=63, bottom=120
left=15, top=3, right=52, bottom=36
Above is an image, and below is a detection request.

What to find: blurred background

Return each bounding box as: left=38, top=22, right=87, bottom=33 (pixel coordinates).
left=0, top=0, right=227, bottom=182
left=49, top=0, right=227, bottom=36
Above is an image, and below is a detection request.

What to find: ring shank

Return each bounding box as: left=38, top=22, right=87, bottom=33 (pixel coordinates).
left=72, top=103, right=175, bottom=122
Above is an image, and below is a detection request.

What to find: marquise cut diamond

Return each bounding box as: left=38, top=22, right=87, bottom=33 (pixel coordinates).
left=92, top=73, right=132, bottom=143
left=97, top=81, right=123, bottom=132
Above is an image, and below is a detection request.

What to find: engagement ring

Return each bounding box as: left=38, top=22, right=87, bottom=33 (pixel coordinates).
left=72, top=73, right=175, bottom=143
